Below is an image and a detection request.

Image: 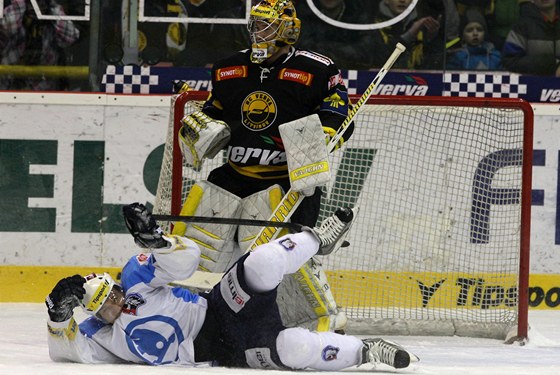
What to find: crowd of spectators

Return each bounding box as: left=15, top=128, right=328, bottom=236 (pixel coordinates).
left=1, top=0, right=559, bottom=91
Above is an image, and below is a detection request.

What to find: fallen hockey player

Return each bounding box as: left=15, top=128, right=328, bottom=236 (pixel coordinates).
left=45, top=203, right=418, bottom=370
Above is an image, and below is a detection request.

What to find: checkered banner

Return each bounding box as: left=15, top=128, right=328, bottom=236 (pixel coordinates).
left=100, top=65, right=558, bottom=103
left=102, top=65, right=159, bottom=94
left=343, top=70, right=359, bottom=95
left=442, top=72, right=528, bottom=98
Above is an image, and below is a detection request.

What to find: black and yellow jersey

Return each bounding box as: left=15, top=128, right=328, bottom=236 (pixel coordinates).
left=202, top=47, right=352, bottom=180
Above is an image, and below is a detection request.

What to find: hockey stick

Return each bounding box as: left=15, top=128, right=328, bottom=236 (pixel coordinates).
left=153, top=214, right=303, bottom=231
left=246, top=42, right=407, bottom=251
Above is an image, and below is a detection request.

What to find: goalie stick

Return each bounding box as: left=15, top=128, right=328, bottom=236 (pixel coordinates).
left=153, top=214, right=304, bottom=231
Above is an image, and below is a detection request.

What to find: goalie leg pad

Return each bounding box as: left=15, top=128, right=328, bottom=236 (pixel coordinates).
left=172, top=181, right=242, bottom=273
left=279, top=114, right=330, bottom=195
left=277, top=258, right=343, bottom=332
left=238, top=184, right=286, bottom=253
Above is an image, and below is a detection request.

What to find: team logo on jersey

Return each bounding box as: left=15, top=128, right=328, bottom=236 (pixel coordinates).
left=321, top=345, right=340, bottom=361
left=279, top=238, right=296, bottom=250
left=242, top=91, right=277, bottom=131
left=122, top=293, right=145, bottom=316
left=215, top=65, right=248, bottom=81
left=278, top=68, right=314, bottom=86
left=125, top=316, right=184, bottom=365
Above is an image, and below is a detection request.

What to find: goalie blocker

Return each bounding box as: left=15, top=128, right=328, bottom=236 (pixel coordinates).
left=279, top=114, right=330, bottom=196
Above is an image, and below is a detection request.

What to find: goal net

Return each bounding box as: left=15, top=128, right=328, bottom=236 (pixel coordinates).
left=154, top=91, right=533, bottom=341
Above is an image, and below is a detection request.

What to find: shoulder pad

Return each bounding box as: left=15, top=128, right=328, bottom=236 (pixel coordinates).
left=295, top=50, right=334, bottom=66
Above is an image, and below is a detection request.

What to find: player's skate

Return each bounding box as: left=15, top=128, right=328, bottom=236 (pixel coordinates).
left=309, top=207, right=358, bottom=255
left=360, top=338, right=418, bottom=369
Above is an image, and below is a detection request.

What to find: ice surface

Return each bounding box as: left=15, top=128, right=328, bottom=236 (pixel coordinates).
left=1, top=303, right=558, bottom=374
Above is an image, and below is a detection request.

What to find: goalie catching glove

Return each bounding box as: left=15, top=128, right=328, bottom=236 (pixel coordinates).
left=45, top=275, right=85, bottom=322
left=179, top=111, right=231, bottom=170
left=123, top=203, right=168, bottom=249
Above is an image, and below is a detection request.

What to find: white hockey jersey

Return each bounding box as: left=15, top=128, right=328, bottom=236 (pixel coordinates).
left=47, top=237, right=211, bottom=366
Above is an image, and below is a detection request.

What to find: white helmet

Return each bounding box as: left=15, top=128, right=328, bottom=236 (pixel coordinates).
left=81, top=273, right=119, bottom=317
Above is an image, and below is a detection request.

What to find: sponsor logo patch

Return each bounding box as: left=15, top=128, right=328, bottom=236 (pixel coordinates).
left=220, top=264, right=251, bottom=313
left=215, top=65, right=248, bottom=81
left=278, top=68, right=313, bottom=86
left=245, top=348, right=281, bottom=369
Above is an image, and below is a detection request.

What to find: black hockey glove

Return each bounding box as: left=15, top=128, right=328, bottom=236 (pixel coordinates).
left=45, top=275, right=85, bottom=322
left=122, top=202, right=168, bottom=249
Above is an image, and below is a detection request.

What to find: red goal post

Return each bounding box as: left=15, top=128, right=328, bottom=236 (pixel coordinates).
left=155, top=91, right=533, bottom=342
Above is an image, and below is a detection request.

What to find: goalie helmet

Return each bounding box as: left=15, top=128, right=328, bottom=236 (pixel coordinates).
left=81, top=272, right=125, bottom=324
left=248, top=0, right=301, bottom=64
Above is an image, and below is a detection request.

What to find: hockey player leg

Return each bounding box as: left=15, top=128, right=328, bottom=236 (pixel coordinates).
left=171, top=180, right=242, bottom=272
left=276, top=327, right=362, bottom=370
left=247, top=208, right=357, bottom=331
left=244, top=231, right=320, bottom=293
left=276, top=207, right=358, bottom=332
left=276, top=327, right=417, bottom=371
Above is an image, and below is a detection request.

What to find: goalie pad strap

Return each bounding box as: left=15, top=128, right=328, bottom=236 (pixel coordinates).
left=179, top=111, right=231, bottom=170
left=171, top=181, right=242, bottom=273
left=279, top=114, right=330, bottom=193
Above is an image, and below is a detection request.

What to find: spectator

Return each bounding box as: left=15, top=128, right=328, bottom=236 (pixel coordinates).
left=372, top=0, right=444, bottom=70
left=0, top=0, right=80, bottom=90
left=136, top=0, right=189, bottom=66
left=502, top=0, right=560, bottom=76
left=295, top=0, right=378, bottom=70
left=486, top=0, right=521, bottom=51
left=447, top=8, right=502, bottom=70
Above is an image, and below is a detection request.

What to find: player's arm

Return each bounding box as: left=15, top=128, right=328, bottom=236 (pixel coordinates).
left=122, top=203, right=201, bottom=285
left=318, top=69, right=354, bottom=150
left=45, top=276, right=123, bottom=363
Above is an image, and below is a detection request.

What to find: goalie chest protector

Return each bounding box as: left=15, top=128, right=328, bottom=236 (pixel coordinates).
left=203, top=49, right=349, bottom=179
